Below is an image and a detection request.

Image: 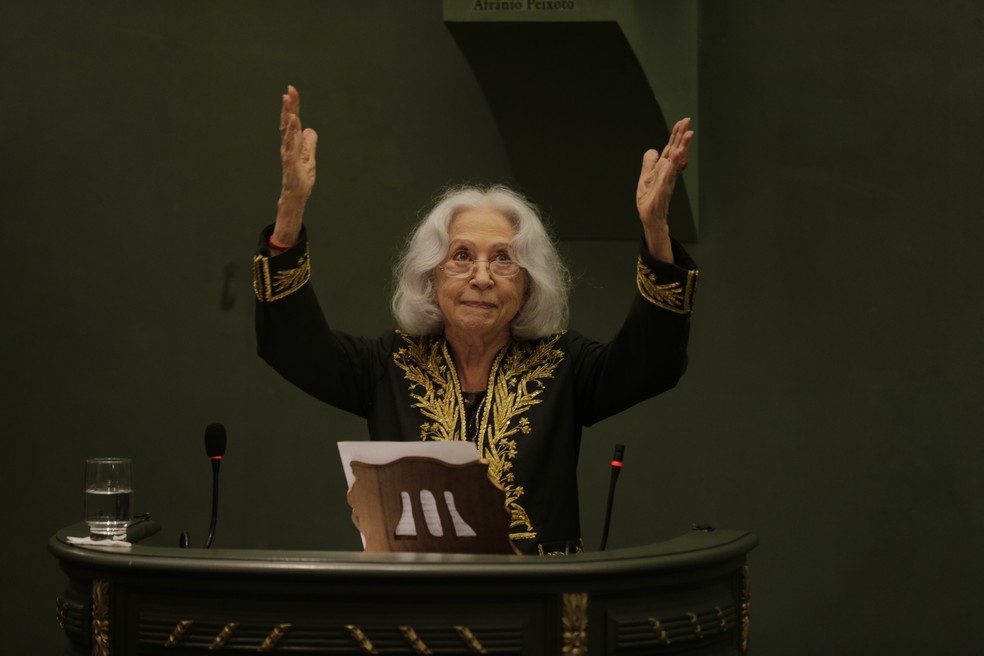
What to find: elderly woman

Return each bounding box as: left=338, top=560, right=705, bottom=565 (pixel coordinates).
left=254, top=86, right=697, bottom=555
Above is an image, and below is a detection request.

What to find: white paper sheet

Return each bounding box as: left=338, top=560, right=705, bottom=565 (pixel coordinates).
left=337, top=441, right=480, bottom=489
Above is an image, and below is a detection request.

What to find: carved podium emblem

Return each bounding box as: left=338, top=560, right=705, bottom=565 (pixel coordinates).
left=348, top=457, right=518, bottom=554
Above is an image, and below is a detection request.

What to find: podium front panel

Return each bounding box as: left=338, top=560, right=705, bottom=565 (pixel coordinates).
left=50, top=524, right=757, bottom=655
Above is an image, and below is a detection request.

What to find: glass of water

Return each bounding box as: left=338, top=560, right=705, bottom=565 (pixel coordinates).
left=84, top=458, right=134, bottom=540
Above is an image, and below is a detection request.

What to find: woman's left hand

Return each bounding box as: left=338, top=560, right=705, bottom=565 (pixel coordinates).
left=636, top=117, right=693, bottom=263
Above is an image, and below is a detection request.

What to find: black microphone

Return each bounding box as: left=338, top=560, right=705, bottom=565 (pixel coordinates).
left=205, top=422, right=227, bottom=471
left=203, top=423, right=226, bottom=549
left=599, top=444, right=625, bottom=551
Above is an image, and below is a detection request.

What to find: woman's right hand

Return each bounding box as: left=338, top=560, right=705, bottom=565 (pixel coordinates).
left=272, top=85, right=318, bottom=250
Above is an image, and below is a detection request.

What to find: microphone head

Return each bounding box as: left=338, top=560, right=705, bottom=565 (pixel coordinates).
left=204, top=423, right=227, bottom=459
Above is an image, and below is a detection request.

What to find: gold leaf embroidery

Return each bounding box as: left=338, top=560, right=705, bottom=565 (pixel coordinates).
left=636, top=257, right=698, bottom=314
left=392, top=331, right=566, bottom=541
left=393, top=334, right=463, bottom=442
left=253, top=248, right=312, bottom=302
left=272, top=252, right=310, bottom=294
left=479, top=334, right=565, bottom=534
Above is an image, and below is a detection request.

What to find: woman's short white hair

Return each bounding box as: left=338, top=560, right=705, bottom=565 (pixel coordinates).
left=392, top=185, right=570, bottom=340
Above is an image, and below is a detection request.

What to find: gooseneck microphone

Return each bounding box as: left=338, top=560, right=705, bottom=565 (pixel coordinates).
left=179, top=423, right=227, bottom=549
left=599, top=444, right=625, bottom=551
left=203, top=422, right=226, bottom=549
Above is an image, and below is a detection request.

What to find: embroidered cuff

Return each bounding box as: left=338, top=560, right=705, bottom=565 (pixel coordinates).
left=253, top=245, right=311, bottom=302
left=636, top=257, right=699, bottom=314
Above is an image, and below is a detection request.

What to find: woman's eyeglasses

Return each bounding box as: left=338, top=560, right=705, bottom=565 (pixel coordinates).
left=439, top=259, right=523, bottom=278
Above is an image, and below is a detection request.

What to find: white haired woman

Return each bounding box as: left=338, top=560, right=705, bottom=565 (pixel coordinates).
left=254, top=86, right=698, bottom=555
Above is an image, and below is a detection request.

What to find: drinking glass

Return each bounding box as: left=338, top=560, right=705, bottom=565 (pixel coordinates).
left=84, top=458, right=134, bottom=540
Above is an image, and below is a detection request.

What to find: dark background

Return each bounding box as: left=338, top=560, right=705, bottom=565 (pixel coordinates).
left=3, top=1, right=982, bottom=653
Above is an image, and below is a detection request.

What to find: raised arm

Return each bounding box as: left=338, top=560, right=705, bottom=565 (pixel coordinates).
left=635, top=117, right=694, bottom=264
left=270, top=85, right=319, bottom=254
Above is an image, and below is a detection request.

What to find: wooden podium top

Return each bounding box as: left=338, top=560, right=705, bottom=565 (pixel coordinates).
left=50, top=523, right=757, bottom=580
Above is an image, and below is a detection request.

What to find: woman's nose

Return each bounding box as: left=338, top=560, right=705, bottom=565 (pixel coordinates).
left=469, top=261, right=494, bottom=288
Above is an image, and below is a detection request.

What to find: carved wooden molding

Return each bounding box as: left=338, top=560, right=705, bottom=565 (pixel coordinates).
left=562, top=592, right=589, bottom=655
left=92, top=580, right=110, bottom=656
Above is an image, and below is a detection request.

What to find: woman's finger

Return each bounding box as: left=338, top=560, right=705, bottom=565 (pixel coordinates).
left=664, top=117, right=690, bottom=159
left=280, top=94, right=289, bottom=139
left=299, top=128, right=318, bottom=165
left=280, top=85, right=302, bottom=138
left=281, top=114, right=302, bottom=165
left=638, top=148, right=660, bottom=187
left=285, top=84, right=300, bottom=116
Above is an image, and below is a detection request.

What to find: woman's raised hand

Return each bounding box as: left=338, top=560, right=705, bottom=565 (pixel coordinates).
left=636, top=117, right=693, bottom=263
left=272, top=85, right=318, bottom=249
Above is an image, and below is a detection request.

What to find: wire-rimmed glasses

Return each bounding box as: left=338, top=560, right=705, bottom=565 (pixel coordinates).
left=438, top=258, right=523, bottom=278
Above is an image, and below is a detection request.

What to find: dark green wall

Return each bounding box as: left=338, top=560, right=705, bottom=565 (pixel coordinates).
left=3, top=1, right=982, bottom=653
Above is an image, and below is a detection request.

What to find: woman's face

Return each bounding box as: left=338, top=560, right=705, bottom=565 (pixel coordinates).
left=435, top=207, right=527, bottom=345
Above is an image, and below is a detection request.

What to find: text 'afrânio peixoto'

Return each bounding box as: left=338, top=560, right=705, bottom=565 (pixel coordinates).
left=472, top=0, right=577, bottom=12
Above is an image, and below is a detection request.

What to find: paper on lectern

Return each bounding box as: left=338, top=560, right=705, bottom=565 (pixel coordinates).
left=337, top=441, right=480, bottom=489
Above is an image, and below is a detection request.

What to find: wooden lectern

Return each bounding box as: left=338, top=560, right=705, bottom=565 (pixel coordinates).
left=50, top=524, right=757, bottom=655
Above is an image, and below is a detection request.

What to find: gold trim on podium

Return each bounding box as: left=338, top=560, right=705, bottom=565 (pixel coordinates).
left=209, top=622, right=239, bottom=650
left=92, top=580, right=110, bottom=656
left=258, top=623, right=292, bottom=652
left=345, top=625, right=378, bottom=654
left=163, top=619, right=193, bottom=648
left=562, top=592, right=589, bottom=655
left=398, top=625, right=432, bottom=654
left=453, top=625, right=488, bottom=653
